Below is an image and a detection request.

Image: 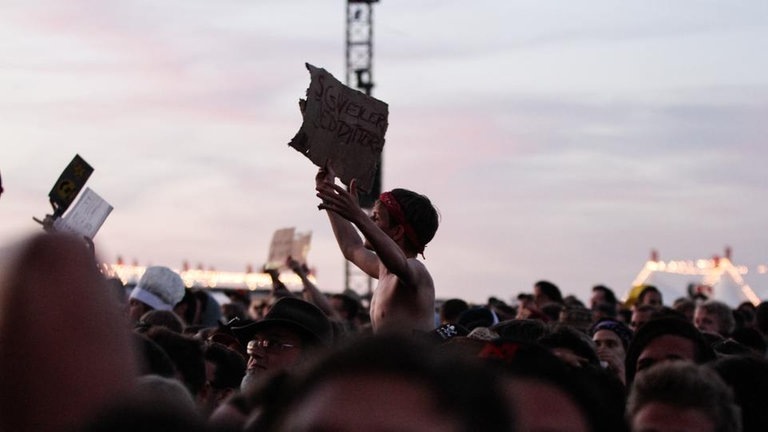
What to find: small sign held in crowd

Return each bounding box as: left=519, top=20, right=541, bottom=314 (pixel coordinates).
left=266, top=227, right=312, bottom=270
left=35, top=154, right=112, bottom=239
left=52, top=188, right=113, bottom=239
left=48, top=154, right=94, bottom=217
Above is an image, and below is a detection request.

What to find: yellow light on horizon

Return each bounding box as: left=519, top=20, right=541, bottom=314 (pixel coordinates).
left=742, top=285, right=761, bottom=306
left=738, top=266, right=748, bottom=275
left=99, top=263, right=316, bottom=291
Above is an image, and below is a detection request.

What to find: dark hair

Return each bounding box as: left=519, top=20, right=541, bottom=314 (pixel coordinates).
left=595, top=302, right=618, bottom=319
left=517, top=293, right=534, bottom=302
left=731, top=327, right=768, bottom=354
left=624, top=317, right=715, bottom=386
left=492, top=319, right=549, bottom=343
left=637, top=285, right=662, bottom=305
left=593, top=285, right=618, bottom=305
left=634, top=304, right=657, bottom=314
left=560, top=305, right=594, bottom=334
left=132, top=333, right=176, bottom=378
left=440, top=298, right=470, bottom=323
left=195, top=290, right=222, bottom=328
left=138, top=310, right=185, bottom=334
left=146, top=327, right=206, bottom=397
left=628, top=362, right=740, bottom=432
left=457, top=307, right=497, bottom=331
left=617, top=308, right=633, bottom=324
left=756, top=301, right=768, bottom=334
left=389, top=188, right=439, bottom=254
left=273, top=335, right=514, bottom=432
left=204, top=342, right=246, bottom=390
left=535, top=280, right=563, bottom=304
left=541, top=303, right=564, bottom=322
left=479, top=339, right=628, bottom=432
left=650, top=305, right=687, bottom=321
left=673, top=297, right=696, bottom=316
left=175, top=289, right=199, bottom=325
left=330, top=293, right=360, bottom=320
left=711, top=355, right=768, bottom=432
left=538, top=324, right=600, bottom=367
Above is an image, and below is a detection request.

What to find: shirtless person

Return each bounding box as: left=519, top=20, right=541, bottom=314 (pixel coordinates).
left=315, top=166, right=439, bottom=334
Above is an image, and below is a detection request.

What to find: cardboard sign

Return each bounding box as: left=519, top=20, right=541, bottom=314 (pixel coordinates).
left=52, top=188, right=113, bottom=239
left=48, top=154, right=94, bottom=216
left=288, top=63, right=388, bottom=193
left=266, top=228, right=312, bottom=270
left=291, top=232, right=312, bottom=265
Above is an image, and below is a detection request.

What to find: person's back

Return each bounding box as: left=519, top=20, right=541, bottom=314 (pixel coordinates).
left=369, top=258, right=435, bottom=333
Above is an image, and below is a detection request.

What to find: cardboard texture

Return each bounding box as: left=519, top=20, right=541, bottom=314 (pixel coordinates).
left=289, top=63, right=388, bottom=193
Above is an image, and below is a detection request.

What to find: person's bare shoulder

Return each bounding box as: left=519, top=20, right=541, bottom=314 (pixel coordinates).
left=406, top=257, right=433, bottom=289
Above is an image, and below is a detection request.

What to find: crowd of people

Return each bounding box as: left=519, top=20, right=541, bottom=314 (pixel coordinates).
left=1, top=169, right=768, bottom=432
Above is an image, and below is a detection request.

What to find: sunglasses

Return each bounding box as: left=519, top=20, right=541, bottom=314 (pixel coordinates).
left=247, top=338, right=296, bottom=354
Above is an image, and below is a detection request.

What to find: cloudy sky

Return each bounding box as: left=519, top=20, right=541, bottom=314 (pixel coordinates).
left=2, top=0, right=767, bottom=304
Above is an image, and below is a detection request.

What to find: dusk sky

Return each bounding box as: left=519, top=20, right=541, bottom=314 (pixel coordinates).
left=2, top=1, right=767, bottom=304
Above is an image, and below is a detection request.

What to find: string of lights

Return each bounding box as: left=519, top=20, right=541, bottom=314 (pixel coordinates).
left=100, top=263, right=313, bottom=291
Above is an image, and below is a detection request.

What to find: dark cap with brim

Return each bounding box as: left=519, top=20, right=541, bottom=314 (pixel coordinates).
left=232, top=297, right=333, bottom=347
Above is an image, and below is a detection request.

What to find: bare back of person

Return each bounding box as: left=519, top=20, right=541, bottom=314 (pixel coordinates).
left=370, top=262, right=435, bottom=334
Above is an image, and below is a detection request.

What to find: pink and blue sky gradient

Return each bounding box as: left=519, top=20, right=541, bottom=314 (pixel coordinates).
left=2, top=1, right=768, bottom=304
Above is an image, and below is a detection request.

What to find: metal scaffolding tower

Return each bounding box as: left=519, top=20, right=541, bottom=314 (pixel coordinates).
left=346, top=1, right=377, bottom=96
left=345, top=0, right=380, bottom=297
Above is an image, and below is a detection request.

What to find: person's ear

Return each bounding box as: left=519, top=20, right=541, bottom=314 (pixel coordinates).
left=391, top=224, right=405, bottom=242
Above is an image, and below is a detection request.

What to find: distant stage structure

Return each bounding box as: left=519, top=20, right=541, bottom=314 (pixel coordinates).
left=626, top=247, right=765, bottom=307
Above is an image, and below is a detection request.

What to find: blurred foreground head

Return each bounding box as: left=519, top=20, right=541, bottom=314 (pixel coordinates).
left=0, top=233, right=138, bottom=431
left=627, top=362, right=741, bottom=432
left=270, top=334, right=514, bottom=432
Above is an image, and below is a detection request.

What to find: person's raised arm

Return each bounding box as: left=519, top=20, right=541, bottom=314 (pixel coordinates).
left=317, top=175, right=420, bottom=288
left=287, top=257, right=342, bottom=321
left=315, top=167, right=380, bottom=278
left=264, top=266, right=296, bottom=300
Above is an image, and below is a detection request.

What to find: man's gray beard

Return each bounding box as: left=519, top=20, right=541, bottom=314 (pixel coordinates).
left=240, top=369, right=258, bottom=392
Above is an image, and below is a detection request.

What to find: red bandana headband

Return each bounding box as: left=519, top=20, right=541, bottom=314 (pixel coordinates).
left=379, top=192, right=424, bottom=255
